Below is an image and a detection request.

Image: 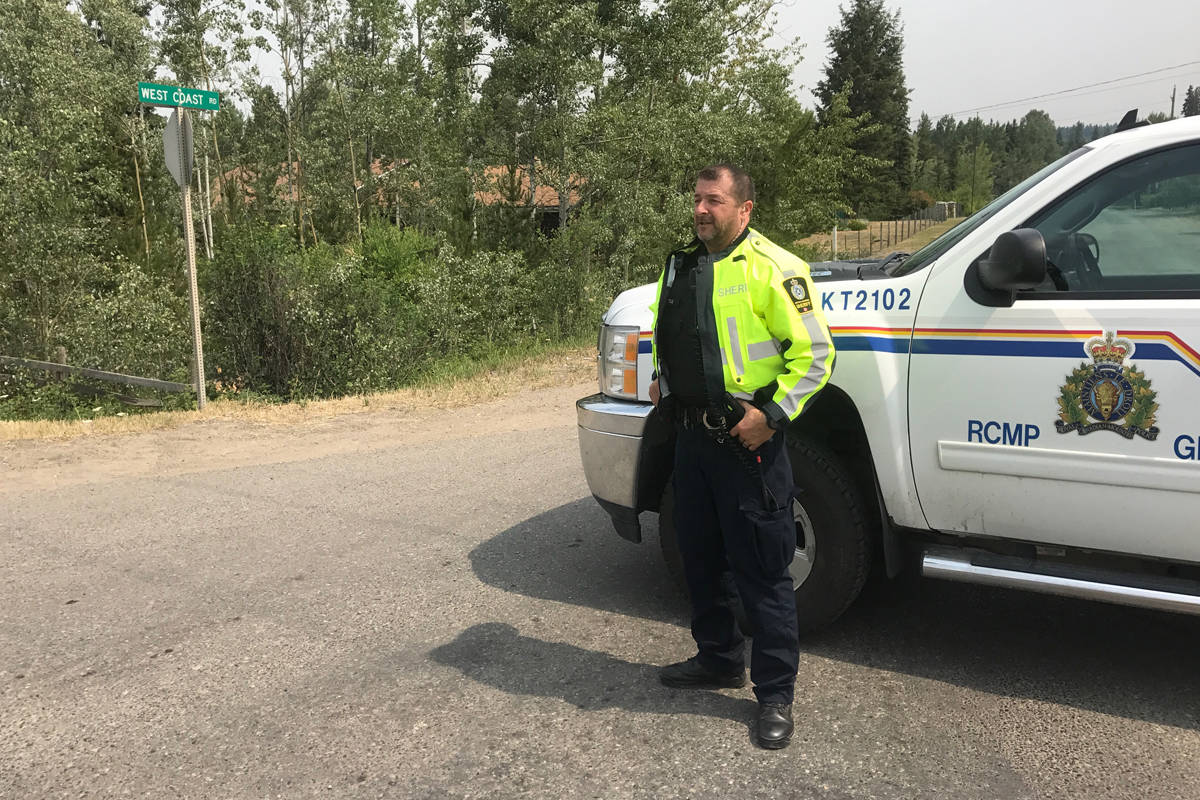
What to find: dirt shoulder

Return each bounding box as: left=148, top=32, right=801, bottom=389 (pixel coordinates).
left=0, top=348, right=596, bottom=495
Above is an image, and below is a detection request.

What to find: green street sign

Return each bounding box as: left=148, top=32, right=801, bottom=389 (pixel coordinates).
left=137, top=81, right=220, bottom=111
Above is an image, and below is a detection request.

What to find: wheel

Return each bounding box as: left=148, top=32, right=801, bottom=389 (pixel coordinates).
left=658, top=436, right=873, bottom=634
left=786, top=436, right=872, bottom=633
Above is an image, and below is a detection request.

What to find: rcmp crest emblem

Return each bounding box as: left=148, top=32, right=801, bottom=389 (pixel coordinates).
left=1055, top=331, right=1159, bottom=440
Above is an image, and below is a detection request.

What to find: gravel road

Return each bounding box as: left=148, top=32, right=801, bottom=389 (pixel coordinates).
left=3, top=380, right=1199, bottom=799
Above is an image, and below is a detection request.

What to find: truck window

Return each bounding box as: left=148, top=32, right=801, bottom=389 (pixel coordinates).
left=1021, top=142, right=1200, bottom=295
left=893, top=148, right=1089, bottom=277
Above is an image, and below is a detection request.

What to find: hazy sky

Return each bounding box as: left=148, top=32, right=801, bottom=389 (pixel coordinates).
left=778, top=0, right=1200, bottom=125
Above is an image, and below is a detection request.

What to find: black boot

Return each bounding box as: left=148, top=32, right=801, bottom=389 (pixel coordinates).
left=659, top=656, right=746, bottom=689
left=756, top=702, right=793, bottom=749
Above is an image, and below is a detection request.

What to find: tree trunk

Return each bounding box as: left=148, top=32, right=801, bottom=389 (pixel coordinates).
left=131, top=133, right=150, bottom=265
left=527, top=116, right=539, bottom=226
left=280, top=4, right=304, bottom=246
left=326, top=45, right=363, bottom=242
left=203, top=151, right=214, bottom=258
left=199, top=51, right=230, bottom=224
left=349, top=135, right=363, bottom=243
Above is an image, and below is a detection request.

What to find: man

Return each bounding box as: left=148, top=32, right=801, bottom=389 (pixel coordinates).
left=649, top=164, right=835, bottom=750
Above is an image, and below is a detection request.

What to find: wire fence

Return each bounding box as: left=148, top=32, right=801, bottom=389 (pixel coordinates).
left=826, top=202, right=964, bottom=260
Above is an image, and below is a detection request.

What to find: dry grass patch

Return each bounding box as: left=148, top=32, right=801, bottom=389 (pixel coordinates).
left=0, top=345, right=596, bottom=442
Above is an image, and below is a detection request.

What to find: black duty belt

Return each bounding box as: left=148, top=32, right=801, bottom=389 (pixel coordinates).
left=667, top=396, right=744, bottom=433
left=676, top=405, right=730, bottom=431
left=668, top=396, right=780, bottom=509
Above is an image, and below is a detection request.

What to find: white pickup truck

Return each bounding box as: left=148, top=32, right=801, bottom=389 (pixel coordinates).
left=576, top=114, right=1200, bottom=632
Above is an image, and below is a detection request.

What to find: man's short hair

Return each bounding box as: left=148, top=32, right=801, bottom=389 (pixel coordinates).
left=697, top=164, right=755, bottom=204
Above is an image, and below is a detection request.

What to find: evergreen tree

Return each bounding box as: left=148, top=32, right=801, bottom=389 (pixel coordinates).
left=953, top=142, right=994, bottom=214
left=912, top=113, right=934, bottom=162
left=994, top=110, right=1058, bottom=193
left=1065, top=121, right=1086, bottom=152
left=1182, top=86, right=1199, bottom=117
left=815, top=0, right=911, bottom=217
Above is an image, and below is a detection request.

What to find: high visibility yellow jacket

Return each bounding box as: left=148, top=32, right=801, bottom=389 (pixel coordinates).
left=651, top=227, right=835, bottom=429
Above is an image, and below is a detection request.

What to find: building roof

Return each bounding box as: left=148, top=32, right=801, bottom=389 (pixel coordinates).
left=218, top=160, right=582, bottom=210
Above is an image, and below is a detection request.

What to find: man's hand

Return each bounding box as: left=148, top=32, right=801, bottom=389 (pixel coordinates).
left=649, top=378, right=661, bottom=407
left=730, top=400, right=775, bottom=451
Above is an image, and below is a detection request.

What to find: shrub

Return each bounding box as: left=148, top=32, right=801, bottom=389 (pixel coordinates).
left=202, top=222, right=433, bottom=398
left=411, top=247, right=541, bottom=355
left=361, top=223, right=437, bottom=284
left=908, top=190, right=934, bottom=211
left=0, top=366, right=192, bottom=421
left=61, top=257, right=191, bottom=381
left=201, top=220, right=598, bottom=400
left=6, top=213, right=611, bottom=416
left=791, top=242, right=833, bottom=263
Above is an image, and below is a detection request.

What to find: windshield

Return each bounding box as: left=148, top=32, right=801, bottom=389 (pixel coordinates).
left=892, top=147, right=1091, bottom=277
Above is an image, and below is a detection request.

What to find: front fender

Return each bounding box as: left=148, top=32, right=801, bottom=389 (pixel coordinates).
left=576, top=394, right=675, bottom=542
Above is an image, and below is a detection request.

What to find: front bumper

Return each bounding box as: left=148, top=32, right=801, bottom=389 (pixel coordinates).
left=576, top=393, right=654, bottom=542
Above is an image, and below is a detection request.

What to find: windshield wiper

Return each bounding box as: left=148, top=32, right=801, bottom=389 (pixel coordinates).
left=858, top=251, right=910, bottom=279
left=877, top=251, right=910, bottom=271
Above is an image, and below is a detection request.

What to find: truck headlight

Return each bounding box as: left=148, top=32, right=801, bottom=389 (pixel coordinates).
left=598, top=324, right=640, bottom=400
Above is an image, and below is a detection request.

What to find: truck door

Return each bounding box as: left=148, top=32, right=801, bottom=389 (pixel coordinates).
left=908, top=141, right=1200, bottom=563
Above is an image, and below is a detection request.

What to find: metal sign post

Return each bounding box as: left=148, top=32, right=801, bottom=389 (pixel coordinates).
left=138, top=81, right=220, bottom=411
left=164, top=107, right=206, bottom=410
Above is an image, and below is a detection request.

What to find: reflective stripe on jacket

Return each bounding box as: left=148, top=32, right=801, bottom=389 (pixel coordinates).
left=650, top=227, right=835, bottom=428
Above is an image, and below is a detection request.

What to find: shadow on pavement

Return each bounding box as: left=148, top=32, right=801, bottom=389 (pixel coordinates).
left=809, top=575, right=1200, bottom=731
left=430, top=622, right=755, bottom=725
left=475, top=499, right=1200, bottom=731
left=469, top=497, right=689, bottom=626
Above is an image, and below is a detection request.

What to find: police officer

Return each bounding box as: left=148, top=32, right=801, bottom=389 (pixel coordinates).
left=650, top=164, right=835, bottom=750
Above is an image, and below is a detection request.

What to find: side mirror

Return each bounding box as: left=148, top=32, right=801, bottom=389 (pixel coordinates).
left=979, top=229, right=1047, bottom=291
left=966, top=228, right=1048, bottom=307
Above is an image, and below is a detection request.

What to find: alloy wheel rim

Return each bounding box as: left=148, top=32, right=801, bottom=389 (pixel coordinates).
left=789, top=498, right=816, bottom=587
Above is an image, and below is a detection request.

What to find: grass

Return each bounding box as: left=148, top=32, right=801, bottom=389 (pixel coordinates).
left=0, top=335, right=597, bottom=442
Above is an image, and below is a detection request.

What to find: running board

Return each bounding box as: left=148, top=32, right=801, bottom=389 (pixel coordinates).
left=921, top=547, right=1200, bottom=616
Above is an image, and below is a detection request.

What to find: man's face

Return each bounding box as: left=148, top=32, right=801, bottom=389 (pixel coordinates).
left=694, top=172, right=752, bottom=253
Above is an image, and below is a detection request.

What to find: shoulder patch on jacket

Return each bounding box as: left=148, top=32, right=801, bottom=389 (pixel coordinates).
left=747, top=231, right=776, bottom=259
left=781, top=277, right=813, bottom=314
left=748, top=230, right=806, bottom=274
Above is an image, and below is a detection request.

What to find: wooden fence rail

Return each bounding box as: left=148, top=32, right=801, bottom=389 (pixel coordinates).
left=0, top=356, right=191, bottom=393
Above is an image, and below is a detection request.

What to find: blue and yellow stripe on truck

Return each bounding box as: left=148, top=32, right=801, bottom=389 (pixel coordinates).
left=832, top=327, right=1200, bottom=380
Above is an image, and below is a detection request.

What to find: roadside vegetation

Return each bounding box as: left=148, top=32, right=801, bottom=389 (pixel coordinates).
left=3, top=0, right=1193, bottom=422
left=1, top=336, right=594, bottom=440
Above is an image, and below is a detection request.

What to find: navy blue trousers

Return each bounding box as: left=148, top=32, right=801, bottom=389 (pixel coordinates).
left=672, top=426, right=799, bottom=705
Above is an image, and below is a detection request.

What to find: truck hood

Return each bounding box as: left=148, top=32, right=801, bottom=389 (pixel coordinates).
left=603, top=283, right=659, bottom=328
left=809, top=256, right=895, bottom=282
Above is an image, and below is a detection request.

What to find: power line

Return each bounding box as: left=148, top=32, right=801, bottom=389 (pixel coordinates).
left=930, top=60, right=1200, bottom=118
left=1020, top=72, right=1200, bottom=116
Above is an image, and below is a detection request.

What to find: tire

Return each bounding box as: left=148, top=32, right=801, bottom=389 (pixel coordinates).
left=785, top=436, right=872, bottom=633
left=658, top=437, right=873, bottom=635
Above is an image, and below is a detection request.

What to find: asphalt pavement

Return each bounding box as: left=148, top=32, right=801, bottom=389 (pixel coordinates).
left=2, top=384, right=1199, bottom=799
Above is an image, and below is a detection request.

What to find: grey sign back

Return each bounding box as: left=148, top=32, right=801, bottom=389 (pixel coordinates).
left=163, top=109, right=194, bottom=188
